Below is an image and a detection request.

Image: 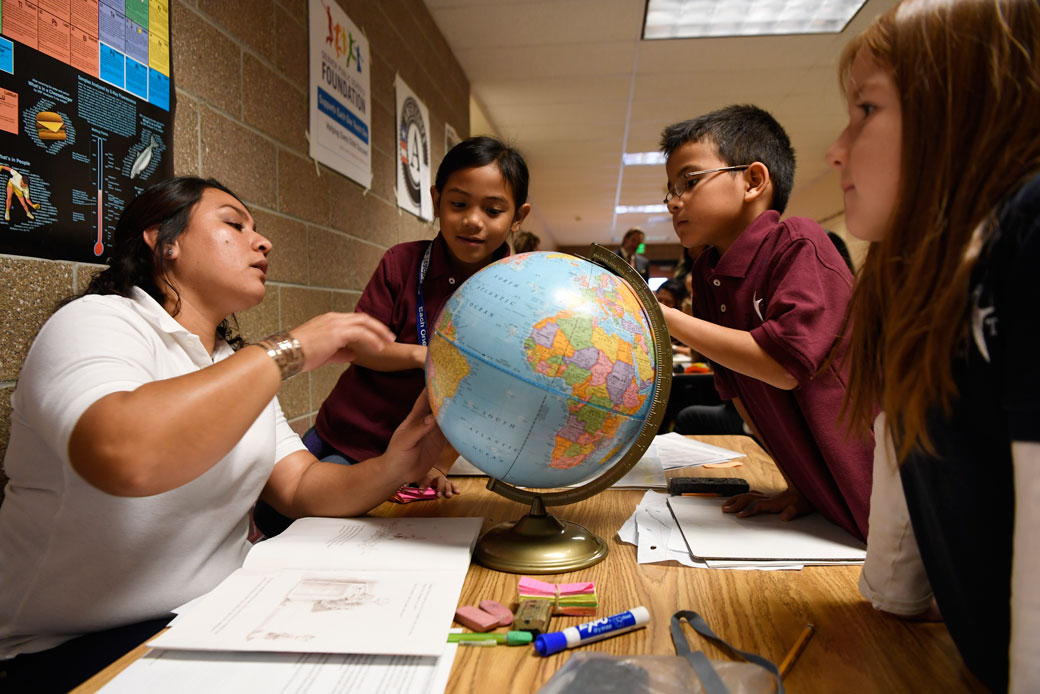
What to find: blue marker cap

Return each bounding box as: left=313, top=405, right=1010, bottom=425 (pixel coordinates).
left=533, top=631, right=568, bottom=656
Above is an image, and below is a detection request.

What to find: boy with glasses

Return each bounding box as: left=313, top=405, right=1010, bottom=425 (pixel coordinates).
left=658, top=104, right=871, bottom=541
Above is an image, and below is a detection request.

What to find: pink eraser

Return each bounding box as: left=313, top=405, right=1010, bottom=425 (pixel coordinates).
left=454, top=605, right=498, bottom=632
left=479, top=599, right=514, bottom=627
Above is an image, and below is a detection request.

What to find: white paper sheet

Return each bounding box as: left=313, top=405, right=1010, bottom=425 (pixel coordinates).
left=149, top=517, right=481, bottom=656
left=149, top=569, right=465, bottom=655
left=241, top=517, right=480, bottom=572
left=98, top=645, right=458, bottom=694
left=617, top=491, right=804, bottom=571
left=667, top=496, right=866, bottom=563
left=653, top=433, right=744, bottom=470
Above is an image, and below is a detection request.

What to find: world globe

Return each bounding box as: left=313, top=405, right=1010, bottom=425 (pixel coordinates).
left=425, top=247, right=672, bottom=573
left=427, top=250, right=659, bottom=487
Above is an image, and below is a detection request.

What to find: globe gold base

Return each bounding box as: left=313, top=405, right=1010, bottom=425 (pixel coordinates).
left=473, top=498, right=608, bottom=574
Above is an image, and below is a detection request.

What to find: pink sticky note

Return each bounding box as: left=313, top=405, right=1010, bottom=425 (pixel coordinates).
left=557, top=582, right=595, bottom=596
left=454, top=605, right=498, bottom=632
left=479, top=599, right=514, bottom=626
left=392, top=486, right=440, bottom=503
left=517, top=577, right=557, bottom=597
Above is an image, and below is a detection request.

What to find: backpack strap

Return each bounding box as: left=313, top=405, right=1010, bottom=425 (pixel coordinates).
left=670, top=610, right=785, bottom=694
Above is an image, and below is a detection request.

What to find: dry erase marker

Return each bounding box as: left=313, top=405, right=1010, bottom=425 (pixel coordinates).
left=534, top=606, right=650, bottom=656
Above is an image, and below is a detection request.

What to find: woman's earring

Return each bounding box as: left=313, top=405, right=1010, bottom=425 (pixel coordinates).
left=165, top=248, right=174, bottom=257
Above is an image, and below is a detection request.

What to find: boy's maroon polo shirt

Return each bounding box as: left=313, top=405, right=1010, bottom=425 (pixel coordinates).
left=690, top=210, right=871, bottom=540
left=316, top=234, right=509, bottom=463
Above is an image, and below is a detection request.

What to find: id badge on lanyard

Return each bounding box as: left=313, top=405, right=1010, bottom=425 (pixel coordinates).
left=415, top=241, right=433, bottom=346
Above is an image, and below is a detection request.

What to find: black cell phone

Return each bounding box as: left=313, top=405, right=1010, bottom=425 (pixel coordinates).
left=667, top=477, right=750, bottom=497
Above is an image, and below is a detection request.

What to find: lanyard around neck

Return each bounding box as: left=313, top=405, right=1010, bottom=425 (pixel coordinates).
left=416, top=241, right=433, bottom=346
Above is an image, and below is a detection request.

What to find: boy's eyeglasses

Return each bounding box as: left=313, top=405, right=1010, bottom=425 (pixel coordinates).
left=663, top=166, right=750, bottom=205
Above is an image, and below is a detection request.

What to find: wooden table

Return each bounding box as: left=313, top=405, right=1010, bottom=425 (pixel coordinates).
left=75, top=435, right=984, bottom=693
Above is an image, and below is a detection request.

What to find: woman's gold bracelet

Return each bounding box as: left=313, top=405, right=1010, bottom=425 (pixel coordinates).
left=254, top=331, right=305, bottom=380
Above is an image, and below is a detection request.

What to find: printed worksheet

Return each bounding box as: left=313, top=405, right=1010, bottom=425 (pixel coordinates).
left=148, top=517, right=482, bottom=656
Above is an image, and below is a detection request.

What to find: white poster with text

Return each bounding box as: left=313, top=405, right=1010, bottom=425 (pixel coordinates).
left=308, top=0, right=372, bottom=188
left=394, top=75, right=432, bottom=220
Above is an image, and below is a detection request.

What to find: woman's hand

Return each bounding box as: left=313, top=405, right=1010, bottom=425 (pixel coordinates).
left=381, top=389, right=447, bottom=483
left=263, top=390, right=448, bottom=519
left=721, top=487, right=814, bottom=521
left=288, top=312, right=396, bottom=372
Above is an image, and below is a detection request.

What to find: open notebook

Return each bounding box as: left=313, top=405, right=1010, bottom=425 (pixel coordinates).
left=148, top=516, right=482, bottom=656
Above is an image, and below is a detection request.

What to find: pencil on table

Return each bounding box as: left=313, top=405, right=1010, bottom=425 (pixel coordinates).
left=778, top=623, right=815, bottom=679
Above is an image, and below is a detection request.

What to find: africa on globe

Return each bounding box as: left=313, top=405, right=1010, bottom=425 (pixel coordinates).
left=426, top=251, right=659, bottom=489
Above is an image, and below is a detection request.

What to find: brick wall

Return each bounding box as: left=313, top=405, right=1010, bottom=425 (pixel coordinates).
left=0, top=0, right=470, bottom=498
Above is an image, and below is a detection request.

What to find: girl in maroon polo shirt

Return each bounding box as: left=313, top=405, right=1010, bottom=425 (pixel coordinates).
left=827, top=1, right=1040, bottom=690
left=254, top=137, right=531, bottom=537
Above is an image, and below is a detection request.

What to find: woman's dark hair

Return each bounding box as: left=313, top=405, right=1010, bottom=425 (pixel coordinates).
left=83, top=176, right=246, bottom=348
left=434, top=136, right=529, bottom=214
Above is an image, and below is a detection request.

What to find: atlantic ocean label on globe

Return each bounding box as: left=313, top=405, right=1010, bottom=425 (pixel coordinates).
left=426, top=252, right=658, bottom=488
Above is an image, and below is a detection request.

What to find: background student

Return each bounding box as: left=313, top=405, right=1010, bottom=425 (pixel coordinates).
left=254, top=137, right=531, bottom=537
left=657, top=104, right=872, bottom=540
left=0, top=177, right=446, bottom=693
left=654, top=278, right=686, bottom=311
left=512, top=229, right=540, bottom=253
left=827, top=0, right=1040, bottom=690
left=615, top=227, right=651, bottom=281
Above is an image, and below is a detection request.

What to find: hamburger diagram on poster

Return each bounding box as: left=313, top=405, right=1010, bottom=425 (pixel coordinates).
left=394, top=75, right=432, bottom=221
left=0, top=1, right=174, bottom=263
left=36, top=111, right=68, bottom=141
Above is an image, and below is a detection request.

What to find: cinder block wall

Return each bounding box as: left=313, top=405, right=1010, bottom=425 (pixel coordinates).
left=0, top=0, right=470, bottom=499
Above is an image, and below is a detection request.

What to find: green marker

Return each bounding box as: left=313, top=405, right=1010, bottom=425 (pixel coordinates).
left=448, top=631, right=533, bottom=646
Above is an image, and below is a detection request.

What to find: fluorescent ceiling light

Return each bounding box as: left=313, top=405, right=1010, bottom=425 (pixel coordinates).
left=616, top=204, right=668, bottom=214
left=623, top=151, right=666, bottom=166
left=643, top=0, right=868, bottom=39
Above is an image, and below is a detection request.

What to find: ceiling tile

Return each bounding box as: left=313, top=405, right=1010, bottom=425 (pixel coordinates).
left=423, top=0, right=899, bottom=248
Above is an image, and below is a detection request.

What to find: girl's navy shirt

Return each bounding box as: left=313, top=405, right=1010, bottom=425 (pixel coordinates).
left=900, top=170, right=1040, bottom=692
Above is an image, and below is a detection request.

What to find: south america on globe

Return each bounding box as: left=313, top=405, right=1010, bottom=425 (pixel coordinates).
left=426, top=251, right=659, bottom=488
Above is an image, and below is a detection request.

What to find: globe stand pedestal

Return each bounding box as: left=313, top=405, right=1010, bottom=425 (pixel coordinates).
left=474, top=496, right=608, bottom=574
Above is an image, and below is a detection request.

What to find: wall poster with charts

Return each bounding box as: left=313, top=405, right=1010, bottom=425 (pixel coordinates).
left=0, top=0, right=174, bottom=263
